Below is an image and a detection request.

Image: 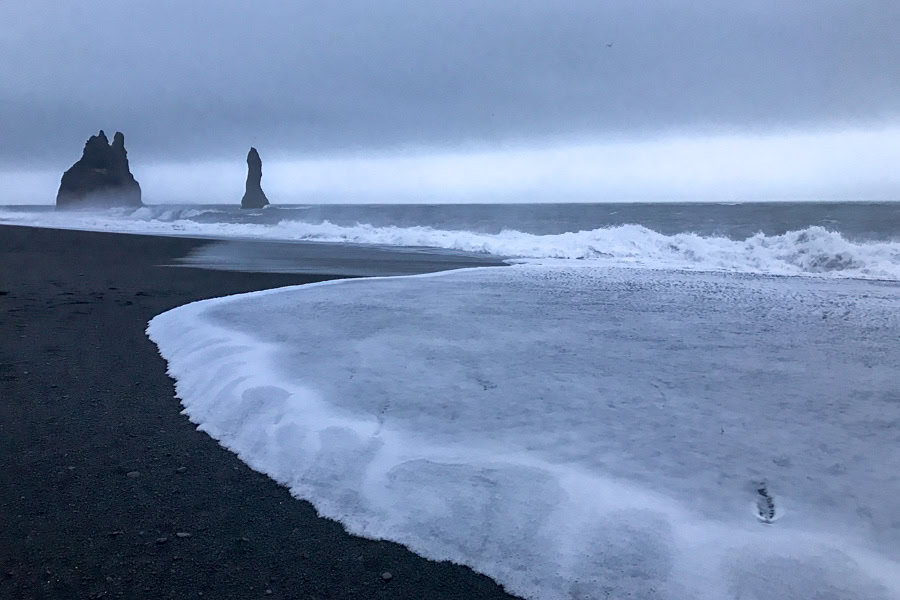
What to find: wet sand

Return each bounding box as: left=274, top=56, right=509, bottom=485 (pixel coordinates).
left=0, top=225, right=516, bottom=599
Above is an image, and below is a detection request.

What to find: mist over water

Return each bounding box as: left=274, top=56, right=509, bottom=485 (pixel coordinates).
left=3, top=126, right=899, bottom=205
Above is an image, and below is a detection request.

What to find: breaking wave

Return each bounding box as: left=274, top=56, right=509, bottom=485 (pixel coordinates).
left=1, top=206, right=899, bottom=280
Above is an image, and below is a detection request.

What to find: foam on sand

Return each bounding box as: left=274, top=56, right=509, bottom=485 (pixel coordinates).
left=148, top=265, right=900, bottom=600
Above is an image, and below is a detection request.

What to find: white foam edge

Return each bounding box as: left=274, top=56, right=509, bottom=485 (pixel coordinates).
left=146, top=266, right=900, bottom=599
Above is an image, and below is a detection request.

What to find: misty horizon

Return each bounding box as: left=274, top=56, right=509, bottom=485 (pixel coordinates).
left=3, top=125, right=899, bottom=205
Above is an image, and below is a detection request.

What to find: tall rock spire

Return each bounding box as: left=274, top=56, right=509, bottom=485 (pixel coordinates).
left=240, top=147, right=270, bottom=209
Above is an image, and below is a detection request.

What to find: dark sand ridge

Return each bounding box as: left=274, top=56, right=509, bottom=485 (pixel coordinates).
left=0, top=225, right=517, bottom=600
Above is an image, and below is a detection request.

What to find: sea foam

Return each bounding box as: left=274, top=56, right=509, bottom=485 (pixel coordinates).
left=148, top=265, right=900, bottom=600
left=2, top=206, right=900, bottom=279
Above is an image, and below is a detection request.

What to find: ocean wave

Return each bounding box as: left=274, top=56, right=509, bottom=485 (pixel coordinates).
left=1, top=206, right=899, bottom=280
left=262, top=221, right=900, bottom=279
left=124, top=206, right=223, bottom=220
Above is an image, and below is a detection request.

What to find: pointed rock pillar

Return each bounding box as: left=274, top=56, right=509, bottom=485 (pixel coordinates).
left=240, top=147, right=270, bottom=209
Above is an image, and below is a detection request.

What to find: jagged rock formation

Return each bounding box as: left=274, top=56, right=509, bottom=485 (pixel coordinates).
left=240, top=147, right=270, bottom=209
left=56, top=130, right=142, bottom=209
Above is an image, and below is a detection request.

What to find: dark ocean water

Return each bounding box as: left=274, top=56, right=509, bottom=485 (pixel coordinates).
left=179, top=201, right=899, bottom=240
left=3, top=201, right=899, bottom=240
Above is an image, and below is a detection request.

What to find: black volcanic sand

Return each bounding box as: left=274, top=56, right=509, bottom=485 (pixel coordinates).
left=0, top=225, right=517, bottom=600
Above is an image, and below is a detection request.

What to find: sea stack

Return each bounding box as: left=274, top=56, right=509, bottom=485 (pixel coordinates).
left=56, top=130, right=142, bottom=209
left=240, top=147, right=269, bottom=209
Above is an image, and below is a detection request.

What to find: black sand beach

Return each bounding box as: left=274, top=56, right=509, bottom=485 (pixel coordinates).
left=0, top=225, right=516, bottom=600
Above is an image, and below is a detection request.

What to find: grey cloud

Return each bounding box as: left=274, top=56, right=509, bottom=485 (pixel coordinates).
left=1, top=0, right=898, bottom=167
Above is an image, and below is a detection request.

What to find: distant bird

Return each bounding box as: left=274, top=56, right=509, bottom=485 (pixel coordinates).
left=606, top=42, right=614, bottom=48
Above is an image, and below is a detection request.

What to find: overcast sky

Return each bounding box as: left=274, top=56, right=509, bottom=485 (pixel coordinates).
left=2, top=1, right=899, bottom=202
